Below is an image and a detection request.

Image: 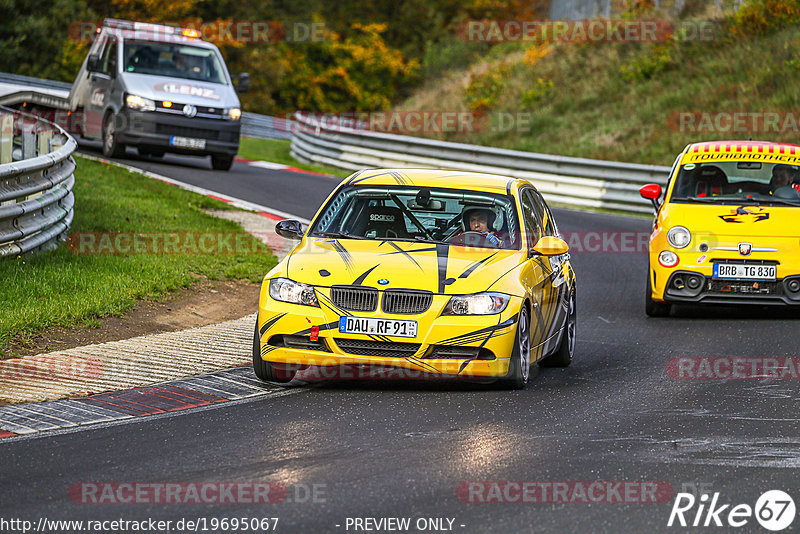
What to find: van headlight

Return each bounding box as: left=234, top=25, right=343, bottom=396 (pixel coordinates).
left=269, top=278, right=318, bottom=307
left=667, top=226, right=691, bottom=249
left=444, top=292, right=510, bottom=315
left=125, top=94, right=156, bottom=112
left=226, top=107, right=241, bottom=121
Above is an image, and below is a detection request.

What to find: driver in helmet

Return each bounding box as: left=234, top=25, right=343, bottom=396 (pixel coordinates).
left=457, top=207, right=503, bottom=247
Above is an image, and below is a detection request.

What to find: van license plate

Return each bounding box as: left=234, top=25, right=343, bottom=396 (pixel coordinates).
left=170, top=136, right=206, bottom=149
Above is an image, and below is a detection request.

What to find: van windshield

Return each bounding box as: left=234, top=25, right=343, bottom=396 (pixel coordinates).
left=123, top=42, right=228, bottom=84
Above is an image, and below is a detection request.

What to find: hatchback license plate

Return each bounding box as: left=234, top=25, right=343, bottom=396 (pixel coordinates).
left=338, top=317, right=417, bottom=338
left=713, top=263, right=776, bottom=281
left=170, top=136, right=206, bottom=149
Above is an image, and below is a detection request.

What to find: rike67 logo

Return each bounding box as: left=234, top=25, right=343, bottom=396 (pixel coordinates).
left=668, top=490, right=796, bottom=531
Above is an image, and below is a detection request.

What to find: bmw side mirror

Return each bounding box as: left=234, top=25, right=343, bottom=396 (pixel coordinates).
left=530, top=236, right=569, bottom=257
left=275, top=219, right=304, bottom=240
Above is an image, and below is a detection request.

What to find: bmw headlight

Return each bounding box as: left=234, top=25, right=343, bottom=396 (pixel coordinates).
left=444, top=292, right=510, bottom=315
left=667, top=226, right=691, bottom=249
left=269, top=278, right=318, bottom=307
left=125, top=94, right=156, bottom=112
left=226, top=107, right=241, bottom=121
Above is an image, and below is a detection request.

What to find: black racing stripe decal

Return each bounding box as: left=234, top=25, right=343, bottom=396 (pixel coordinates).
left=436, top=243, right=449, bottom=294
left=436, top=313, right=518, bottom=345
left=346, top=170, right=365, bottom=184
left=391, top=171, right=411, bottom=185
left=382, top=246, right=438, bottom=255
left=259, top=313, right=287, bottom=336
left=353, top=265, right=379, bottom=286
left=332, top=240, right=354, bottom=271
left=458, top=252, right=498, bottom=279
left=405, top=356, right=440, bottom=373
left=352, top=171, right=403, bottom=184
left=318, top=293, right=351, bottom=318
left=531, top=287, right=547, bottom=340
left=261, top=345, right=278, bottom=357
left=382, top=241, right=424, bottom=270
left=457, top=315, right=505, bottom=374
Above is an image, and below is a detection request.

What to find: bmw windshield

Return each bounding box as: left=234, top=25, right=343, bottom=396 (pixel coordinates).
left=309, top=185, right=522, bottom=250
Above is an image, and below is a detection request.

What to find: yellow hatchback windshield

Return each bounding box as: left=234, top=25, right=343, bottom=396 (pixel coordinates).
left=670, top=161, right=800, bottom=205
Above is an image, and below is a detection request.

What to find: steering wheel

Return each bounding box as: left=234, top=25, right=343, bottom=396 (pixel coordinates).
left=447, top=231, right=502, bottom=248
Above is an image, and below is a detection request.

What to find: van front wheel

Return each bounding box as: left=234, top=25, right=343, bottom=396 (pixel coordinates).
left=102, top=113, right=125, bottom=158
left=211, top=154, right=234, bottom=171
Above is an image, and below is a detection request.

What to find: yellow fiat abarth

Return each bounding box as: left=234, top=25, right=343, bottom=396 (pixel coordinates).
left=641, top=141, right=800, bottom=316
left=253, top=169, right=576, bottom=389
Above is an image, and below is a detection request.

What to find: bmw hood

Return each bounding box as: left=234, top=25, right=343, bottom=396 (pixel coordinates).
left=286, top=238, right=523, bottom=295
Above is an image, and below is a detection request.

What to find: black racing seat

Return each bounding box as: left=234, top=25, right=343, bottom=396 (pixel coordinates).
left=361, top=206, right=409, bottom=238
left=695, top=165, right=728, bottom=197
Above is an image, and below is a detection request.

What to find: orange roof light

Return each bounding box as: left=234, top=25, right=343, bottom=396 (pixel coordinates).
left=182, top=29, right=201, bottom=38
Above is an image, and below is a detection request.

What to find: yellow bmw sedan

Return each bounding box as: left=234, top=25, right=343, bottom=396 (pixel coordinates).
left=641, top=140, right=800, bottom=316
left=253, top=169, right=576, bottom=389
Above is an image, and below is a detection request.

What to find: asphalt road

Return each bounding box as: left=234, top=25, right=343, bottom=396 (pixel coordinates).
left=1, top=145, right=798, bottom=533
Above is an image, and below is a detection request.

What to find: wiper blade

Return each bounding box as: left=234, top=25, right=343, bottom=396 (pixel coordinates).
left=312, top=231, right=366, bottom=240
left=671, top=197, right=728, bottom=203
left=762, top=198, right=800, bottom=206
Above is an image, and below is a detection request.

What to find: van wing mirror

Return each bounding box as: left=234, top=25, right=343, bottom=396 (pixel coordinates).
left=86, top=54, right=101, bottom=73
left=237, top=72, right=250, bottom=93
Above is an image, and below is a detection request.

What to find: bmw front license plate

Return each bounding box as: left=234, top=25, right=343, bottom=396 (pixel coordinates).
left=169, top=136, right=206, bottom=149
left=339, top=317, right=417, bottom=338
left=713, top=263, right=776, bottom=281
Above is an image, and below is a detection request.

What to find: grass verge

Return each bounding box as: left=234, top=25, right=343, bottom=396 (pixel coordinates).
left=0, top=156, right=278, bottom=357
left=238, top=137, right=351, bottom=178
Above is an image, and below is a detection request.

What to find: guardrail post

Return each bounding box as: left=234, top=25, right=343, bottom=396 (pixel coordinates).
left=38, top=127, right=53, bottom=155
left=21, top=117, right=36, bottom=160
left=0, top=113, right=11, bottom=164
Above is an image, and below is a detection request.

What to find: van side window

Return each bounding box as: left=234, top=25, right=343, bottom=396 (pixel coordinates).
left=100, top=40, right=117, bottom=75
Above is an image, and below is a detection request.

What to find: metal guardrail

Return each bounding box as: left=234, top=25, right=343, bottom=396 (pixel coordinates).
left=241, top=112, right=295, bottom=140
left=0, top=106, right=76, bottom=257
left=0, top=73, right=72, bottom=92
left=290, top=112, right=671, bottom=214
